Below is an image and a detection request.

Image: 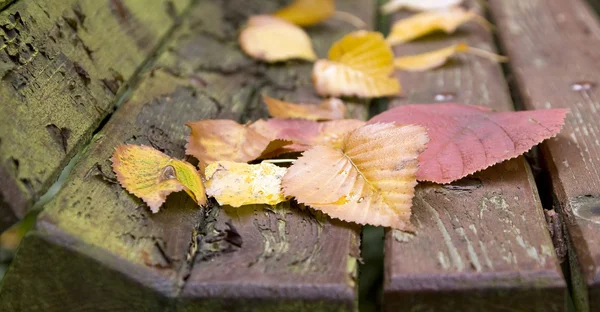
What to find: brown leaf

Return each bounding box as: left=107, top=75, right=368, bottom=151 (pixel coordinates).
left=263, top=95, right=346, bottom=121
left=282, top=123, right=428, bottom=230
left=185, top=119, right=291, bottom=171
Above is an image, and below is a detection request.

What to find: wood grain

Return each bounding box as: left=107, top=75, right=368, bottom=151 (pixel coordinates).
left=0, top=0, right=372, bottom=310
left=0, top=0, right=191, bottom=232
left=382, top=1, right=566, bottom=311
left=489, top=0, right=600, bottom=310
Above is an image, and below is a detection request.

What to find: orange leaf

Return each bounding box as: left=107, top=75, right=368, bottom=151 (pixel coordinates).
left=263, top=95, right=346, bottom=121
left=250, top=118, right=366, bottom=150
left=381, top=0, right=463, bottom=14
left=386, top=8, right=489, bottom=45
left=282, top=123, right=428, bottom=230
left=239, top=15, right=316, bottom=62
left=273, top=0, right=335, bottom=26
left=394, top=42, right=507, bottom=71
left=186, top=119, right=291, bottom=171
left=312, top=31, right=401, bottom=98
left=111, top=145, right=207, bottom=213
left=205, top=161, right=288, bottom=207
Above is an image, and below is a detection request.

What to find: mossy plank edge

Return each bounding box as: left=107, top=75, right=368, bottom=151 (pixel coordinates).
left=0, top=0, right=191, bottom=230
left=1, top=0, right=370, bottom=310
left=382, top=1, right=566, bottom=311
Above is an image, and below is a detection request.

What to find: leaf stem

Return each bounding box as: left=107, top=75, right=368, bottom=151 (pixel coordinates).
left=465, top=46, right=508, bottom=63
left=261, top=159, right=296, bottom=164
left=332, top=11, right=368, bottom=29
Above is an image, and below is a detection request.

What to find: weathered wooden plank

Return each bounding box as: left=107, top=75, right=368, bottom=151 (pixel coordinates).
left=382, top=1, right=566, bottom=311
left=175, top=1, right=373, bottom=311
left=489, top=0, right=600, bottom=310
left=0, top=0, right=191, bottom=232
left=0, top=0, right=370, bottom=310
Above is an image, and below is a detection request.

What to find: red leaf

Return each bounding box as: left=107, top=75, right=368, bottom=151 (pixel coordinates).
left=369, top=103, right=568, bottom=183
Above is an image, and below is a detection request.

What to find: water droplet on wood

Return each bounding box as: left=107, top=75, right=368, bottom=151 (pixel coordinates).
left=434, top=92, right=456, bottom=102
left=571, top=81, right=594, bottom=91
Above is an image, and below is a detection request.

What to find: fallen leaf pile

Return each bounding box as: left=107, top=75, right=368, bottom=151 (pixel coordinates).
left=110, top=1, right=568, bottom=232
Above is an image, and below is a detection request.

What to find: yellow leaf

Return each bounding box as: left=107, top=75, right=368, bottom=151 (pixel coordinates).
left=263, top=95, right=346, bottom=121
left=205, top=161, right=288, bottom=207
left=386, top=8, right=489, bottom=45
left=111, top=144, right=207, bottom=213
left=394, top=42, right=508, bottom=71
left=239, top=15, right=316, bottom=62
left=273, top=0, right=335, bottom=26
left=282, top=123, right=428, bottom=230
left=312, top=31, right=401, bottom=98
left=186, top=119, right=291, bottom=171
left=381, top=0, right=463, bottom=14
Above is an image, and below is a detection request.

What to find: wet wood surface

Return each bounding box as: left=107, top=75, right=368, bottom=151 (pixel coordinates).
left=489, top=0, right=600, bottom=310
left=382, top=1, right=566, bottom=311
left=0, top=0, right=190, bottom=232
left=0, top=0, right=372, bottom=310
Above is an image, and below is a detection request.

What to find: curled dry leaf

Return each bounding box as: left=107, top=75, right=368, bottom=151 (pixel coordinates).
left=186, top=119, right=291, bottom=171
left=381, top=0, right=463, bottom=14
left=386, top=8, right=489, bottom=45
left=394, top=42, right=508, bottom=72
left=283, top=123, right=428, bottom=230
left=239, top=15, right=316, bottom=62
left=263, top=95, right=346, bottom=120
left=205, top=161, right=288, bottom=207
left=273, top=0, right=335, bottom=26
left=250, top=118, right=366, bottom=152
left=111, top=144, right=207, bottom=213
left=369, top=103, right=568, bottom=183
left=312, top=31, right=401, bottom=98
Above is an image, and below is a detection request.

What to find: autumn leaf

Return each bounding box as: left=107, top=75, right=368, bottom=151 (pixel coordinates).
left=273, top=0, right=335, bottom=26
left=263, top=95, right=346, bottom=121
left=239, top=15, right=316, bottom=62
left=312, top=31, right=401, bottom=98
left=283, top=123, right=428, bottom=230
left=369, top=103, right=568, bottom=183
left=205, top=161, right=288, bottom=207
left=186, top=119, right=291, bottom=171
left=111, top=144, right=207, bottom=213
left=394, top=42, right=507, bottom=72
left=386, top=8, right=489, bottom=45
left=250, top=118, right=366, bottom=151
left=381, top=0, right=463, bottom=14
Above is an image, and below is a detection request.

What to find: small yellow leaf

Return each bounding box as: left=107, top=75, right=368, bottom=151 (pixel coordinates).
left=263, top=95, right=346, bottom=121
left=381, top=0, right=463, bottom=14
left=205, top=161, right=288, bottom=207
left=312, top=31, right=401, bottom=98
left=186, top=119, right=291, bottom=171
left=112, top=144, right=207, bottom=213
left=282, top=123, right=428, bottom=230
left=273, top=0, right=335, bottom=26
left=386, top=8, right=488, bottom=45
left=239, top=15, right=316, bottom=63
left=394, top=42, right=507, bottom=71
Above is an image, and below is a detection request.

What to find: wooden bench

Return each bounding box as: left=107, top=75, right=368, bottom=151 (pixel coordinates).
left=1, top=0, right=599, bottom=311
